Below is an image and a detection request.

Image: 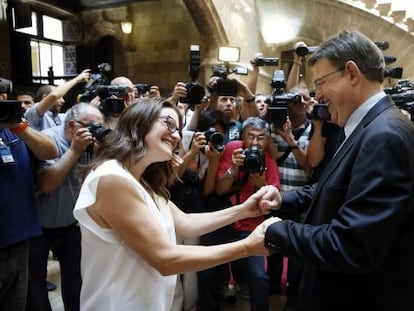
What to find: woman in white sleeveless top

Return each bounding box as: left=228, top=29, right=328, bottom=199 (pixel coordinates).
left=73, top=97, right=280, bottom=311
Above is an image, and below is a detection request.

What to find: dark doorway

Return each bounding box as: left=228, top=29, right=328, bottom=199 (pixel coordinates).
left=95, top=35, right=126, bottom=80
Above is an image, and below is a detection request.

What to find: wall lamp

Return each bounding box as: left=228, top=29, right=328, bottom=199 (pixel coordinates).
left=121, top=21, right=132, bottom=34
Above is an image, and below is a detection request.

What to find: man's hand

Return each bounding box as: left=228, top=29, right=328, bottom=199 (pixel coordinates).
left=244, top=216, right=282, bottom=256
left=255, top=185, right=282, bottom=213
left=71, top=128, right=94, bottom=155
left=242, top=185, right=282, bottom=218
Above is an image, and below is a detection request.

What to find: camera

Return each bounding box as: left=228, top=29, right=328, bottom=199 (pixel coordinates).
left=255, top=57, right=279, bottom=66
left=203, top=127, right=225, bottom=152
left=96, top=85, right=127, bottom=116
left=295, top=46, right=318, bottom=57
left=384, top=67, right=403, bottom=79
left=0, top=77, right=13, bottom=94
left=241, top=146, right=265, bottom=174
left=0, top=100, right=23, bottom=124
left=311, top=103, right=331, bottom=121
left=265, top=70, right=300, bottom=130
left=180, top=45, right=205, bottom=105
left=78, top=63, right=112, bottom=102
left=135, top=83, right=153, bottom=95
left=87, top=121, right=112, bottom=143
left=384, top=80, right=414, bottom=121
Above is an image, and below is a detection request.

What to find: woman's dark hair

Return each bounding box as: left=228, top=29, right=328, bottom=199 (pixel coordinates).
left=80, top=97, right=182, bottom=200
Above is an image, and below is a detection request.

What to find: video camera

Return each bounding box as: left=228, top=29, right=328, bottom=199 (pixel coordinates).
left=295, top=46, right=318, bottom=57
left=266, top=70, right=301, bottom=129
left=241, top=146, right=265, bottom=174
left=95, top=85, right=128, bottom=116
left=0, top=100, right=23, bottom=124
left=208, top=47, right=250, bottom=96
left=203, top=127, right=225, bottom=152
left=384, top=80, right=414, bottom=121
left=78, top=63, right=112, bottom=102
left=180, top=45, right=205, bottom=105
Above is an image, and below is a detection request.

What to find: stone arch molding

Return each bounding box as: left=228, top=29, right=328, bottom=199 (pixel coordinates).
left=184, top=0, right=414, bottom=81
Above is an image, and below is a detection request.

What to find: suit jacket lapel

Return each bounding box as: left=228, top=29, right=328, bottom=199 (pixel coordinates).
left=303, top=96, right=395, bottom=222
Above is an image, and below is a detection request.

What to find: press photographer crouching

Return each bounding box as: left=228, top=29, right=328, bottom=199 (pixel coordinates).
left=215, top=116, right=280, bottom=311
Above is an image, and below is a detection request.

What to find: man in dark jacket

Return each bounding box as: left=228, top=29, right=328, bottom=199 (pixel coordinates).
left=262, top=30, right=414, bottom=311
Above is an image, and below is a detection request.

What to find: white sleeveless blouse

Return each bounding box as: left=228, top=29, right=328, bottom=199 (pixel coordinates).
left=73, top=159, right=177, bottom=311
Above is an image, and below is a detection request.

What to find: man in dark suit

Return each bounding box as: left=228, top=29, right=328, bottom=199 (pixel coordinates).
left=261, top=30, right=414, bottom=311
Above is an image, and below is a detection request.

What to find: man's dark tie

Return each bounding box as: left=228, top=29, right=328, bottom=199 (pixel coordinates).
left=335, top=128, right=346, bottom=151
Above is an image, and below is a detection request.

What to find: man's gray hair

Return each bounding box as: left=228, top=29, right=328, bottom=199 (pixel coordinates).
left=242, top=116, right=271, bottom=135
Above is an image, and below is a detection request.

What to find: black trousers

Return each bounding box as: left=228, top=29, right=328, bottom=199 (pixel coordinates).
left=0, top=240, right=30, bottom=311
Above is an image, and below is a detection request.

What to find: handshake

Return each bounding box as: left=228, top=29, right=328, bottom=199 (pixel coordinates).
left=240, top=185, right=283, bottom=256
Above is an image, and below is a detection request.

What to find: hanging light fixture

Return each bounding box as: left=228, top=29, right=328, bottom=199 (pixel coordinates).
left=121, top=21, right=132, bottom=34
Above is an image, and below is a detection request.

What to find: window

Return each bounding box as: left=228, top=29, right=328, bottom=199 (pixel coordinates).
left=12, top=8, right=65, bottom=85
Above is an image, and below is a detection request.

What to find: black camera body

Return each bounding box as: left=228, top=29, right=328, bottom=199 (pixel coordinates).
left=95, top=85, right=126, bottom=116
left=79, top=63, right=112, bottom=102
left=0, top=100, right=23, bottom=124
left=87, top=121, right=112, bottom=143
left=266, top=93, right=301, bottom=130
left=180, top=45, right=206, bottom=105
left=295, top=46, right=318, bottom=57
left=135, top=83, right=153, bottom=95
left=384, top=80, right=414, bottom=122
left=241, top=146, right=265, bottom=174
left=265, top=70, right=301, bottom=130
left=255, top=57, right=279, bottom=66
left=311, top=103, right=331, bottom=121
left=203, top=127, right=225, bottom=152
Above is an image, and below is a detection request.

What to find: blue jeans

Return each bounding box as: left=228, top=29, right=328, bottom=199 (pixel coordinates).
left=236, top=230, right=271, bottom=311
left=26, top=223, right=81, bottom=311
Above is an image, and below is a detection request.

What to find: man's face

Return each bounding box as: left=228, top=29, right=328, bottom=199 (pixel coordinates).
left=17, top=94, right=34, bottom=112
left=216, top=96, right=236, bottom=118
left=255, top=95, right=268, bottom=118
left=242, top=128, right=268, bottom=150
left=313, top=59, right=351, bottom=127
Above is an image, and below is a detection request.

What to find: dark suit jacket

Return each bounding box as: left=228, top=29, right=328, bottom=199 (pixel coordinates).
left=266, top=95, right=414, bottom=311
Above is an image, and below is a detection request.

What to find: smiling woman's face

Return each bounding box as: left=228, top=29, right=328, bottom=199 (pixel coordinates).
left=144, top=107, right=181, bottom=163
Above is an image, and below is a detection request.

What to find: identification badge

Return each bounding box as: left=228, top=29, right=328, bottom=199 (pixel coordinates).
left=0, top=144, right=15, bottom=165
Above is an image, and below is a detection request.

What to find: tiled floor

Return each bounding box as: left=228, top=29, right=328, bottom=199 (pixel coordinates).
left=48, top=257, right=286, bottom=311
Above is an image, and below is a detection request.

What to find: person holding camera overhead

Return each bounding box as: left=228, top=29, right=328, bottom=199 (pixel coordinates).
left=215, top=116, right=280, bottom=311
left=26, top=102, right=104, bottom=311
left=24, top=69, right=91, bottom=132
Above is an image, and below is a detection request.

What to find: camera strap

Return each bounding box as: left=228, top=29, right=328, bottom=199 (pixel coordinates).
left=276, top=120, right=310, bottom=166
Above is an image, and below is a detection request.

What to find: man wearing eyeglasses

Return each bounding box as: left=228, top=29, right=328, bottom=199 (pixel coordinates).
left=26, top=103, right=104, bottom=311
left=262, top=30, right=414, bottom=311
left=214, top=116, right=280, bottom=311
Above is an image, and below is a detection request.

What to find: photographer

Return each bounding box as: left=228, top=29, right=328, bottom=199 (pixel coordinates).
left=26, top=103, right=104, bottom=311
left=0, top=83, right=58, bottom=310
left=215, top=117, right=280, bottom=311
left=24, top=69, right=90, bottom=131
